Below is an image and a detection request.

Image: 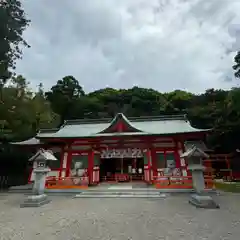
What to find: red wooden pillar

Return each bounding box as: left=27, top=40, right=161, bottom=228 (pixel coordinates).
left=225, top=155, right=232, bottom=181
left=147, top=149, right=153, bottom=182
left=133, top=158, right=137, bottom=169
left=148, top=149, right=152, bottom=166
left=88, top=150, right=94, bottom=185
left=66, top=150, right=72, bottom=177
left=174, top=140, right=181, bottom=169
left=65, top=143, right=73, bottom=177
left=204, top=160, right=212, bottom=171
left=59, top=146, right=65, bottom=177
left=151, top=148, right=157, bottom=177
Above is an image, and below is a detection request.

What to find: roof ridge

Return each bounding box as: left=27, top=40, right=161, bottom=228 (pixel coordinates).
left=63, top=114, right=187, bottom=125
left=64, top=118, right=112, bottom=125
left=38, top=128, right=59, bottom=134
left=129, top=114, right=187, bottom=122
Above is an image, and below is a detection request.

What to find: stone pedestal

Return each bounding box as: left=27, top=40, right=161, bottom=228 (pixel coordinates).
left=20, top=194, right=50, bottom=208
left=21, top=167, right=51, bottom=208
left=189, top=194, right=219, bottom=209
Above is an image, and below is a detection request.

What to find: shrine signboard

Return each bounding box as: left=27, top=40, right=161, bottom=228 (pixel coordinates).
left=101, top=148, right=145, bottom=158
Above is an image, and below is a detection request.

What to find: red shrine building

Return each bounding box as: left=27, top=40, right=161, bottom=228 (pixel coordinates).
left=23, top=113, right=210, bottom=186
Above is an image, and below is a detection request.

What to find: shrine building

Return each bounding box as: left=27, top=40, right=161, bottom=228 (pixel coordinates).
left=19, top=113, right=210, bottom=185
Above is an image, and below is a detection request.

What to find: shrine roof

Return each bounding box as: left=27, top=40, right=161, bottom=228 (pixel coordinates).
left=10, top=129, right=59, bottom=145
left=36, top=113, right=210, bottom=139
left=11, top=137, right=41, bottom=145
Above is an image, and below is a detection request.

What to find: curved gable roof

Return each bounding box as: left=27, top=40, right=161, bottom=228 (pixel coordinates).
left=37, top=113, right=210, bottom=139
left=99, top=113, right=142, bottom=133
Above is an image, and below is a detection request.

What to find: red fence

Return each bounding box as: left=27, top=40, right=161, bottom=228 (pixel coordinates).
left=153, top=175, right=214, bottom=189
left=204, top=155, right=240, bottom=181
left=45, top=176, right=89, bottom=189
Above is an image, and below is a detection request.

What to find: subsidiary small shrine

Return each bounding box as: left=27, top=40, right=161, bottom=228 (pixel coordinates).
left=19, top=113, right=211, bottom=187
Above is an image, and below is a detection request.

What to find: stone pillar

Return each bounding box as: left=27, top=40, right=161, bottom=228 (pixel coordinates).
left=32, top=168, right=49, bottom=195
left=21, top=149, right=57, bottom=208
left=188, top=164, right=206, bottom=194
left=181, top=146, right=219, bottom=209
left=21, top=167, right=51, bottom=207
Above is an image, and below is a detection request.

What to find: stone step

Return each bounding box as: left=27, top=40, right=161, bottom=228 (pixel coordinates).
left=79, top=191, right=162, bottom=195
left=80, top=188, right=160, bottom=192
left=8, top=189, right=32, bottom=194
left=75, top=193, right=167, bottom=198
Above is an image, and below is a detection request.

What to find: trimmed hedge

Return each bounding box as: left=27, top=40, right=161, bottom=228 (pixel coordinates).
left=214, top=182, right=240, bottom=193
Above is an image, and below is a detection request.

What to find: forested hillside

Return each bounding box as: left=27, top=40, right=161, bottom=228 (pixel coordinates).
left=1, top=74, right=240, bottom=153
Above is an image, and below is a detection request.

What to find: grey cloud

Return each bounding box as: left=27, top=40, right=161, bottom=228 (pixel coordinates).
left=16, top=0, right=240, bottom=93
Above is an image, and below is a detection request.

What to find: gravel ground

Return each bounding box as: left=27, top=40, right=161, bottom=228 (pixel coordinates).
left=0, top=193, right=239, bottom=240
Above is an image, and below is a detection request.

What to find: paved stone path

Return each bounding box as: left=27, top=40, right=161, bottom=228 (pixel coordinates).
left=0, top=193, right=239, bottom=240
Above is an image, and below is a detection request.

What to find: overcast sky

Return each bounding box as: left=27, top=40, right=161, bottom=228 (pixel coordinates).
left=16, top=0, right=240, bottom=93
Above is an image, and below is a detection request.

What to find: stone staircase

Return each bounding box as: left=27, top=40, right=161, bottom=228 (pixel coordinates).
left=8, top=184, right=33, bottom=194
left=74, top=189, right=167, bottom=198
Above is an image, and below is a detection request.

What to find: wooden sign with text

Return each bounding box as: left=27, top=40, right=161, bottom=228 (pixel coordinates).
left=101, top=148, right=145, bottom=158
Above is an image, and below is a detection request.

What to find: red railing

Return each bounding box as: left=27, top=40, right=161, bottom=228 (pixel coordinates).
left=45, top=176, right=89, bottom=189
left=204, top=156, right=240, bottom=181
left=153, top=175, right=214, bottom=189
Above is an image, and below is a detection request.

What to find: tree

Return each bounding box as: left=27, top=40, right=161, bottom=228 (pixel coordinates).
left=233, top=51, right=240, bottom=79
left=11, top=74, right=30, bottom=98
left=165, top=90, right=193, bottom=113
left=30, top=92, right=60, bottom=132
left=45, top=76, right=85, bottom=124
left=0, top=0, right=30, bottom=99
left=0, top=77, right=60, bottom=141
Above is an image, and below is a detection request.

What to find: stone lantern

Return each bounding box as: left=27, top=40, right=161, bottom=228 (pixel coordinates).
left=180, top=145, right=219, bottom=209
left=21, top=149, right=57, bottom=207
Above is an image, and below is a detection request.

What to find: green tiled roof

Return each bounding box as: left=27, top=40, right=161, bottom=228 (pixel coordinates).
left=37, top=113, right=209, bottom=139
left=11, top=137, right=41, bottom=145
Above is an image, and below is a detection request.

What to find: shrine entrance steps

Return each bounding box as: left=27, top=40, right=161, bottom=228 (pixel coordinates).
left=97, top=181, right=149, bottom=189
left=74, top=189, right=167, bottom=198
left=74, top=191, right=167, bottom=198
left=75, top=182, right=163, bottom=198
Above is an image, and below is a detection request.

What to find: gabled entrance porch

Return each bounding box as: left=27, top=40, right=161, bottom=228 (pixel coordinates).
left=99, top=149, right=145, bottom=182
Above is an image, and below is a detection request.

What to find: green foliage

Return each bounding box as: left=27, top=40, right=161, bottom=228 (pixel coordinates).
left=45, top=79, right=240, bottom=153
left=233, top=51, right=240, bottom=79
left=0, top=1, right=240, bottom=154
left=45, top=76, right=85, bottom=124
left=0, top=0, right=30, bottom=85
left=2, top=73, right=240, bottom=153
left=0, top=75, right=60, bottom=141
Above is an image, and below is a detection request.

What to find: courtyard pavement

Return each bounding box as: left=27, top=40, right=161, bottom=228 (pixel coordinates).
left=0, top=193, right=239, bottom=240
